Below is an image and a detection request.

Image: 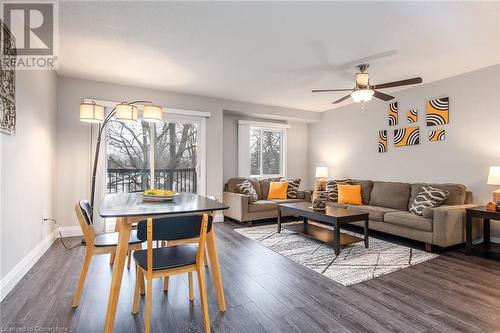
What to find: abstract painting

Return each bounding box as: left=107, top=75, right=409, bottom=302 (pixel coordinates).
left=378, top=130, right=387, bottom=153
left=394, top=126, right=419, bottom=147
left=429, top=129, right=445, bottom=142
left=0, top=21, right=16, bottom=135
left=388, top=102, right=398, bottom=126
left=426, top=97, right=449, bottom=126
left=407, top=109, right=418, bottom=123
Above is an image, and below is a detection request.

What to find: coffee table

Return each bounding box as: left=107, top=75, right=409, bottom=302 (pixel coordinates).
left=277, top=202, right=369, bottom=255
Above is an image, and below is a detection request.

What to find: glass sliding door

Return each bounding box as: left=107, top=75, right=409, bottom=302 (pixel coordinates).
left=153, top=120, right=199, bottom=193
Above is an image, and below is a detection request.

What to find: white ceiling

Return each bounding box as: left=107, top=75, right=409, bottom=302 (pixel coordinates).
left=58, top=1, right=500, bottom=112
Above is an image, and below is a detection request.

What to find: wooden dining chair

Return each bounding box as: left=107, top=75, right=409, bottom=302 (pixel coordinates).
left=72, top=200, right=144, bottom=308
left=132, top=214, right=212, bottom=333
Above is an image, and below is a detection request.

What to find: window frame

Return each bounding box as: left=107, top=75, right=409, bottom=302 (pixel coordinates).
left=249, top=126, right=285, bottom=178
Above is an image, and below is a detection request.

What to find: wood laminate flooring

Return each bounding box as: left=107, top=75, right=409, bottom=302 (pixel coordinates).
left=1, top=221, right=499, bottom=332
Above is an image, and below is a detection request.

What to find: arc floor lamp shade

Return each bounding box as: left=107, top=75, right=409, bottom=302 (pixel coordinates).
left=80, top=103, right=105, bottom=123
left=115, top=103, right=138, bottom=122
left=142, top=104, right=163, bottom=122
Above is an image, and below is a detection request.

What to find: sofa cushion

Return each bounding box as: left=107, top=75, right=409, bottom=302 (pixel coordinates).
left=369, top=181, right=411, bottom=211
left=282, top=178, right=301, bottom=198
left=227, top=177, right=262, bottom=199
left=258, top=177, right=281, bottom=200
left=326, top=179, right=352, bottom=202
left=248, top=200, right=277, bottom=213
left=338, top=184, right=362, bottom=205
left=346, top=205, right=399, bottom=222
left=384, top=211, right=433, bottom=232
left=409, top=186, right=450, bottom=216
left=350, top=179, right=374, bottom=204
left=235, top=179, right=259, bottom=203
left=409, top=183, right=466, bottom=208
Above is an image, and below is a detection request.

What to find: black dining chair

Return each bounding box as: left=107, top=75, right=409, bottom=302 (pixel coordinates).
left=72, top=200, right=144, bottom=308
left=132, top=214, right=212, bottom=333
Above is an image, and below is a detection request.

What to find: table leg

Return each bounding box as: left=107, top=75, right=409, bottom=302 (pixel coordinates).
left=364, top=217, right=369, bottom=248
left=277, top=207, right=282, bottom=233
left=484, top=219, right=490, bottom=244
left=466, top=211, right=472, bottom=255
left=303, top=217, right=308, bottom=232
left=334, top=220, right=340, bottom=256
left=206, top=223, right=226, bottom=312
left=103, top=217, right=131, bottom=333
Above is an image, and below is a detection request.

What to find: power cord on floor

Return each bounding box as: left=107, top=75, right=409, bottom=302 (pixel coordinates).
left=43, top=218, right=81, bottom=250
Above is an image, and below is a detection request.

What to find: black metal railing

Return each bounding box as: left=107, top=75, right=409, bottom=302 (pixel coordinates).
left=107, top=168, right=197, bottom=194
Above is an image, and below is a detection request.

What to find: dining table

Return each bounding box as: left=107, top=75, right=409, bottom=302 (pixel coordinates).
left=99, top=192, right=229, bottom=333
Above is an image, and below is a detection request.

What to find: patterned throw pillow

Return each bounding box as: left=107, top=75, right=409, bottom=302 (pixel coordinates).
left=236, top=180, right=259, bottom=203
left=281, top=178, right=301, bottom=198
left=409, top=186, right=450, bottom=216
left=326, top=179, right=352, bottom=202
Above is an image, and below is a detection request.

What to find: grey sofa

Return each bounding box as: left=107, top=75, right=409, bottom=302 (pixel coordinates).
left=326, top=180, right=480, bottom=250
left=223, top=177, right=311, bottom=226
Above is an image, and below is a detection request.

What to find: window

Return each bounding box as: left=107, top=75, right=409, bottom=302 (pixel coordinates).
left=250, top=128, right=282, bottom=176
left=238, top=121, right=288, bottom=177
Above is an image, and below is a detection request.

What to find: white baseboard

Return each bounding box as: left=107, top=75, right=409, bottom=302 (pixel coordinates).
left=0, top=230, right=58, bottom=302
left=59, top=226, right=83, bottom=237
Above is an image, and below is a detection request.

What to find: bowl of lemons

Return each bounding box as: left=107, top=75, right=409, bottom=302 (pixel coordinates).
left=140, top=189, right=179, bottom=202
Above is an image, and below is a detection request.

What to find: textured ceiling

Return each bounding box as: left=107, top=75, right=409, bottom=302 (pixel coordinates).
left=58, top=1, right=500, bottom=111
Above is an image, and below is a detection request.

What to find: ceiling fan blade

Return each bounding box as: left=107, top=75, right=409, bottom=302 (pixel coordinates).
left=332, top=94, right=351, bottom=104
left=312, top=89, right=353, bottom=93
left=373, top=91, right=395, bottom=101
left=372, top=77, right=423, bottom=90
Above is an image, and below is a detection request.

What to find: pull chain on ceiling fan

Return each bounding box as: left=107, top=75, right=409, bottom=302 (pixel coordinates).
left=312, top=64, right=423, bottom=104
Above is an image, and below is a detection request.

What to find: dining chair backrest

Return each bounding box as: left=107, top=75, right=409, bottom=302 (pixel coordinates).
left=136, top=215, right=213, bottom=242
left=75, top=200, right=96, bottom=246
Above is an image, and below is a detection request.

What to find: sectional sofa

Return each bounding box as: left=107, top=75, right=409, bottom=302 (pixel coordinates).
left=223, top=177, right=481, bottom=250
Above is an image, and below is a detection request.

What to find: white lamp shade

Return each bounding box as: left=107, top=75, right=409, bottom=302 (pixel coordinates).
left=143, top=104, right=163, bottom=122
left=115, top=103, right=138, bottom=122
left=79, top=103, right=104, bottom=123
left=351, top=89, right=374, bottom=103
left=487, top=166, right=500, bottom=185
left=315, top=167, right=328, bottom=178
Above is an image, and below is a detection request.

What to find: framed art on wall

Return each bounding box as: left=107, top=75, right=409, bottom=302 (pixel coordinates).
left=378, top=130, right=387, bottom=153
left=394, top=126, right=419, bottom=147
left=388, top=102, right=398, bottom=126
left=426, top=97, right=449, bottom=126
left=0, top=21, right=16, bottom=135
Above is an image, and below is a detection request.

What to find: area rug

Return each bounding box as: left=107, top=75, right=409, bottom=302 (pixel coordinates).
left=235, top=223, right=438, bottom=286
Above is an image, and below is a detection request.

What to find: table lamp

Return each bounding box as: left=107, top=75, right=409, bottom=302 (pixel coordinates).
left=487, top=166, right=500, bottom=203
left=315, top=167, right=328, bottom=191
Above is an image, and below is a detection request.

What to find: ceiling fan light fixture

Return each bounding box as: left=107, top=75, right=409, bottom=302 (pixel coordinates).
left=355, top=73, right=370, bottom=87
left=351, top=89, right=374, bottom=103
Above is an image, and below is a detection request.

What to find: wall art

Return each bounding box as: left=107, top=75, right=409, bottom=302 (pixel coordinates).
left=0, top=22, right=16, bottom=135
left=429, top=129, right=445, bottom=142
left=407, top=109, right=418, bottom=123
left=388, top=102, right=398, bottom=126
left=378, top=130, right=387, bottom=153
left=394, top=126, right=419, bottom=147
left=426, top=97, right=449, bottom=126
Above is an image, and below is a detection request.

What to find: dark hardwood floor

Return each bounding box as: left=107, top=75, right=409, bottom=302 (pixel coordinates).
left=1, top=221, right=500, bottom=332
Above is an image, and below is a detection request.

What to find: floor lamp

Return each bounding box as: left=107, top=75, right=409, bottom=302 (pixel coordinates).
left=79, top=100, right=164, bottom=223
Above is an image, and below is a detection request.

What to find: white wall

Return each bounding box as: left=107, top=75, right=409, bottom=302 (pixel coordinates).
left=222, top=113, right=309, bottom=187
left=56, top=76, right=317, bottom=228
left=0, top=70, right=58, bottom=293
left=308, top=64, right=500, bottom=234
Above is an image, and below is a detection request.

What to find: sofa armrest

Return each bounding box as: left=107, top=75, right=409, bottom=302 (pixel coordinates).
left=223, top=192, right=249, bottom=222
left=298, top=190, right=312, bottom=202
left=430, top=204, right=480, bottom=247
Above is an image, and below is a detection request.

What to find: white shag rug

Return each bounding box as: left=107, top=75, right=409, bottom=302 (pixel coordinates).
left=235, top=223, right=438, bottom=286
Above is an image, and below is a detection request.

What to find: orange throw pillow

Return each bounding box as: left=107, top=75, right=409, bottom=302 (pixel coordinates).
left=337, top=184, right=362, bottom=205
left=268, top=181, right=288, bottom=199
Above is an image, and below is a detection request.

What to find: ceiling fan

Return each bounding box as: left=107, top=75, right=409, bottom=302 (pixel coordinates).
left=312, top=64, right=423, bottom=104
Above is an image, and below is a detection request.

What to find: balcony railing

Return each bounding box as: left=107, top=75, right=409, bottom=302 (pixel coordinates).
left=107, top=168, right=197, bottom=194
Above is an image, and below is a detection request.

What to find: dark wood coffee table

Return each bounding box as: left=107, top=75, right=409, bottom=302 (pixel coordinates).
left=277, top=202, right=369, bottom=255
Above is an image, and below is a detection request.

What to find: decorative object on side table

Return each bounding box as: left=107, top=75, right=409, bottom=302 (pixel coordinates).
left=312, top=167, right=328, bottom=210
left=487, top=166, right=500, bottom=206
